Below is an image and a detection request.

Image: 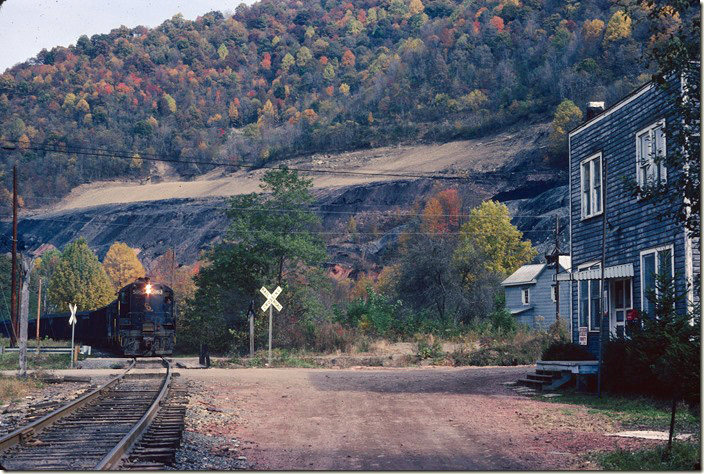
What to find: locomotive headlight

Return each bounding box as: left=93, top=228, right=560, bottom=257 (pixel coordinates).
left=146, top=284, right=152, bottom=294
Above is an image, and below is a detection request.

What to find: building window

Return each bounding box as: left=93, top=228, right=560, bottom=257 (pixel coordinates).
left=581, top=153, right=602, bottom=219
left=521, top=288, right=530, bottom=305
left=578, top=263, right=601, bottom=330
left=551, top=285, right=557, bottom=303
left=636, top=121, right=667, bottom=188
left=640, top=245, right=674, bottom=318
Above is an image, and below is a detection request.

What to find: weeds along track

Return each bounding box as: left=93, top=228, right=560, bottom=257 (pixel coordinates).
left=0, top=357, right=188, bottom=470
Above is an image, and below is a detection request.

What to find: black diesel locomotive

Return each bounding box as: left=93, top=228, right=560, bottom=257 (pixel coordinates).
left=100, top=277, right=176, bottom=356
left=4, top=277, right=175, bottom=357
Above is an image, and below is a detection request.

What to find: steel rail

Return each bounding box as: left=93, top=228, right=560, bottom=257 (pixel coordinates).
left=95, top=357, right=172, bottom=470
left=0, top=359, right=137, bottom=454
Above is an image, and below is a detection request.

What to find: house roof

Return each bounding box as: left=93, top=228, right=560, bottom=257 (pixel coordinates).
left=568, top=81, right=654, bottom=137
left=510, top=306, right=533, bottom=315
left=501, top=264, right=546, bottom=287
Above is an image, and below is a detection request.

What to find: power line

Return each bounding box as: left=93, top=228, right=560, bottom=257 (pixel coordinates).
left=2, top=140, right=471, bottom=181
left=1, top=137, right=560, bottom=182
left=3, top=215, right=559, bottom=236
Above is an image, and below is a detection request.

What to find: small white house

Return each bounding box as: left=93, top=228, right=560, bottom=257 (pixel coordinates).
left=502, top=256, right=571, bottom=330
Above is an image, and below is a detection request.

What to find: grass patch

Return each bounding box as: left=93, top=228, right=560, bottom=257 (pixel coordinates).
left=539, top=389, right=700, bottom=433
left=595, top=442, right=700, bottom=470
left=227, top=349, right=319, bottom=368
left=0, top=337, right=71, bottom=348
left=0, top=374, right=42, bottom=404
left=0, top=353, right=74, bottom=370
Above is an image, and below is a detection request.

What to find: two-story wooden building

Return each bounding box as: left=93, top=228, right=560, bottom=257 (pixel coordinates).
left=560, top=79, right=700, bottom=355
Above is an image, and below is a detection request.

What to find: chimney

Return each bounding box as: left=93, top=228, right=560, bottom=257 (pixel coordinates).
left=586, top=101, right=605, bottom=121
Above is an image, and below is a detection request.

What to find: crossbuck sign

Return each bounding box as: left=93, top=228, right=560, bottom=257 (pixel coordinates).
left=68, top=304, right=78, bottom=325
left=260, top=286, right=282, bottom=312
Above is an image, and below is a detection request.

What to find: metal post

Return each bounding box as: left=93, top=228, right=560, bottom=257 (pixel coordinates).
left=268, top=305, right=273, bottom=365
left=10, top=165, right=17, bottom=347
left=36, top=278, right=42, bottom=354
left=249, top=313, right=255, bottom=358
left=597, top=156, right=607, bottom=398
left=555, top=216, right=560, bottom=322
left=70, top=322, right=75, bottom=369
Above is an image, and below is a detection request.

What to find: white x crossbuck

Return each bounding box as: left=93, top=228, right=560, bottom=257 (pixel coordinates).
left=260, top=286, right=283, bottom=312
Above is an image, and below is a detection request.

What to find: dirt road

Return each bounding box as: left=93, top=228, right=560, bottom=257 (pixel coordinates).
left=181, top=366, right=656, bottom=470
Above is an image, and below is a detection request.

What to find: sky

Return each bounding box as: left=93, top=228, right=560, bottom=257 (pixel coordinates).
left=0, top=0, right=256, bottom=73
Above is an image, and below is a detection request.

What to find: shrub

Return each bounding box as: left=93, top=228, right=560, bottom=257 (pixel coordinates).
left=415, top=335, right=444, bottom=359
left=489, top=305, right=517, bottom=333
left=547, top=318, right=571, bottom=343
left=339, top=287, right=401, bottom=338
left=542, top=341, right=596, bottom=361
left=313, top=322, right=356, bottom=353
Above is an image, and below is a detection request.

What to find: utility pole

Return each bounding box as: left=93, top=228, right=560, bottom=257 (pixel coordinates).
left=597, top=157, right=607, bottom=398
left=170, top=247, right=175, bottom=288
left=10, top=165, right=18, bottom=347
left=36, top=278, right=42, bottom=354
left=554, top=216, right=560, bottom=323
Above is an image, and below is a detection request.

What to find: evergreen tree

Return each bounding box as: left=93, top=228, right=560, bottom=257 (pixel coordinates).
left=48, top=238, right=114, bottom=311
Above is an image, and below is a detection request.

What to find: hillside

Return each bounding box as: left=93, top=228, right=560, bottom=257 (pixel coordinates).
left=4, top=121, right=567, bottom=271
left=45, top=122, right=552, bottom=212
left=0, top=0, right=651, bottom=209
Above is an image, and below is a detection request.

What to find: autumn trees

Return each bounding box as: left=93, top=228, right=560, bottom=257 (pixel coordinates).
left=393, top=192, right=536, bottom=326
left=0, top=0, right=654, bottom=207
left=102, top=242, right=146, bottom=290
left=48, top=238, right=114, bottom=312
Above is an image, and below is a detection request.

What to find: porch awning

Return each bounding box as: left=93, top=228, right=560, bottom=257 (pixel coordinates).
left=555, top=263, right=634, bottom=281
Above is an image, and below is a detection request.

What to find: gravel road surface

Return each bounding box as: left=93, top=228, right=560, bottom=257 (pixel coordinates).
left=180, top=366, right=657, bottom=470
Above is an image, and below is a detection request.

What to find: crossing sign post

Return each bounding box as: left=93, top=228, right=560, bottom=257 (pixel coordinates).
left=260, top=286, right=283, bottom=365
left=68, top=304, right=77, bottom=368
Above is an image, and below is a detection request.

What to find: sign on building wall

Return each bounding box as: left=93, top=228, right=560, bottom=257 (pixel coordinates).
left=578, top=327, right=588, bottom=345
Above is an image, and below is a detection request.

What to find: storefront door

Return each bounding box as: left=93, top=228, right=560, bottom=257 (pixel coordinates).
left=610, top=278, right=632, bottom=337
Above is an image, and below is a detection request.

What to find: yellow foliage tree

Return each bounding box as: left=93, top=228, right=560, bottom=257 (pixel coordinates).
left=454, top=200, right=536, bottom=277
left=582, top=19, right=605, bottom=42
left=549, top=99, right=583, bottom=155
left=409, top=0, right=425, bottom=15
left=102, top=242, right=145, bottom=290
left=603, top=11, right=632, bottom=43
left=130, top=153, right=143, bottom=170
left=463, top=89, right=489, bottom=111
left=75, top=98, right=90, bottom=113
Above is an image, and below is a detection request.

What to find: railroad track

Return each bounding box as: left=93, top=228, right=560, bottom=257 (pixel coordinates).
left=0, top=357, right=188, bottom=470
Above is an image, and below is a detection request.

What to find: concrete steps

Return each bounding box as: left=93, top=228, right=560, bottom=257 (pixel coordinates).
left=517, top=369, right=572, bottom=391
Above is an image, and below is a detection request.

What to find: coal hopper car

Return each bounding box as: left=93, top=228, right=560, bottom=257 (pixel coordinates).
left=2, top=277, right=175, bottom=357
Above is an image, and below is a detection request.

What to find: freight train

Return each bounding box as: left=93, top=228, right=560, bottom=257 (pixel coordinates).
left=0, top=277, right=175, bottom=357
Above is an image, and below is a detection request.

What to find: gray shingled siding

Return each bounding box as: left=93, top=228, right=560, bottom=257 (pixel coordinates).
left=568, top=80, right=698, bottom=355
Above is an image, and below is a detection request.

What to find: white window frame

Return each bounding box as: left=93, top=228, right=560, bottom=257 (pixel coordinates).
left=640, top=244, right=675, bottom=317
left=551, top=285, right=557, bottom=303
left=577, top=261, right=601, bottom=331
left=580, top=153, right=603, bottom=220
left=636, top=120, right=667, bottom=189
left=521, top=288, right=530, bottom=305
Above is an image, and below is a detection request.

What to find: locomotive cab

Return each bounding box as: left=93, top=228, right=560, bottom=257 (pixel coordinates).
left=116, top=277, right=175, bottom=356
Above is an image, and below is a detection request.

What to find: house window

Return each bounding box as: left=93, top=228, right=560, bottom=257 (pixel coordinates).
left=581, top=153, right=602, bottom=219
left=636, top=121, right=667, bottom=188
left=521, top=288, right=530, bottom=305
left=640, top=245, right=674, bottom=318
left=551, top=285, right=557, bottom=303
left=578, top=263, right=601, bottom=330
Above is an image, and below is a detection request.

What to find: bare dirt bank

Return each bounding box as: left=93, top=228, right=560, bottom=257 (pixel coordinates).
left=49, top=124, right=550, bottom=212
